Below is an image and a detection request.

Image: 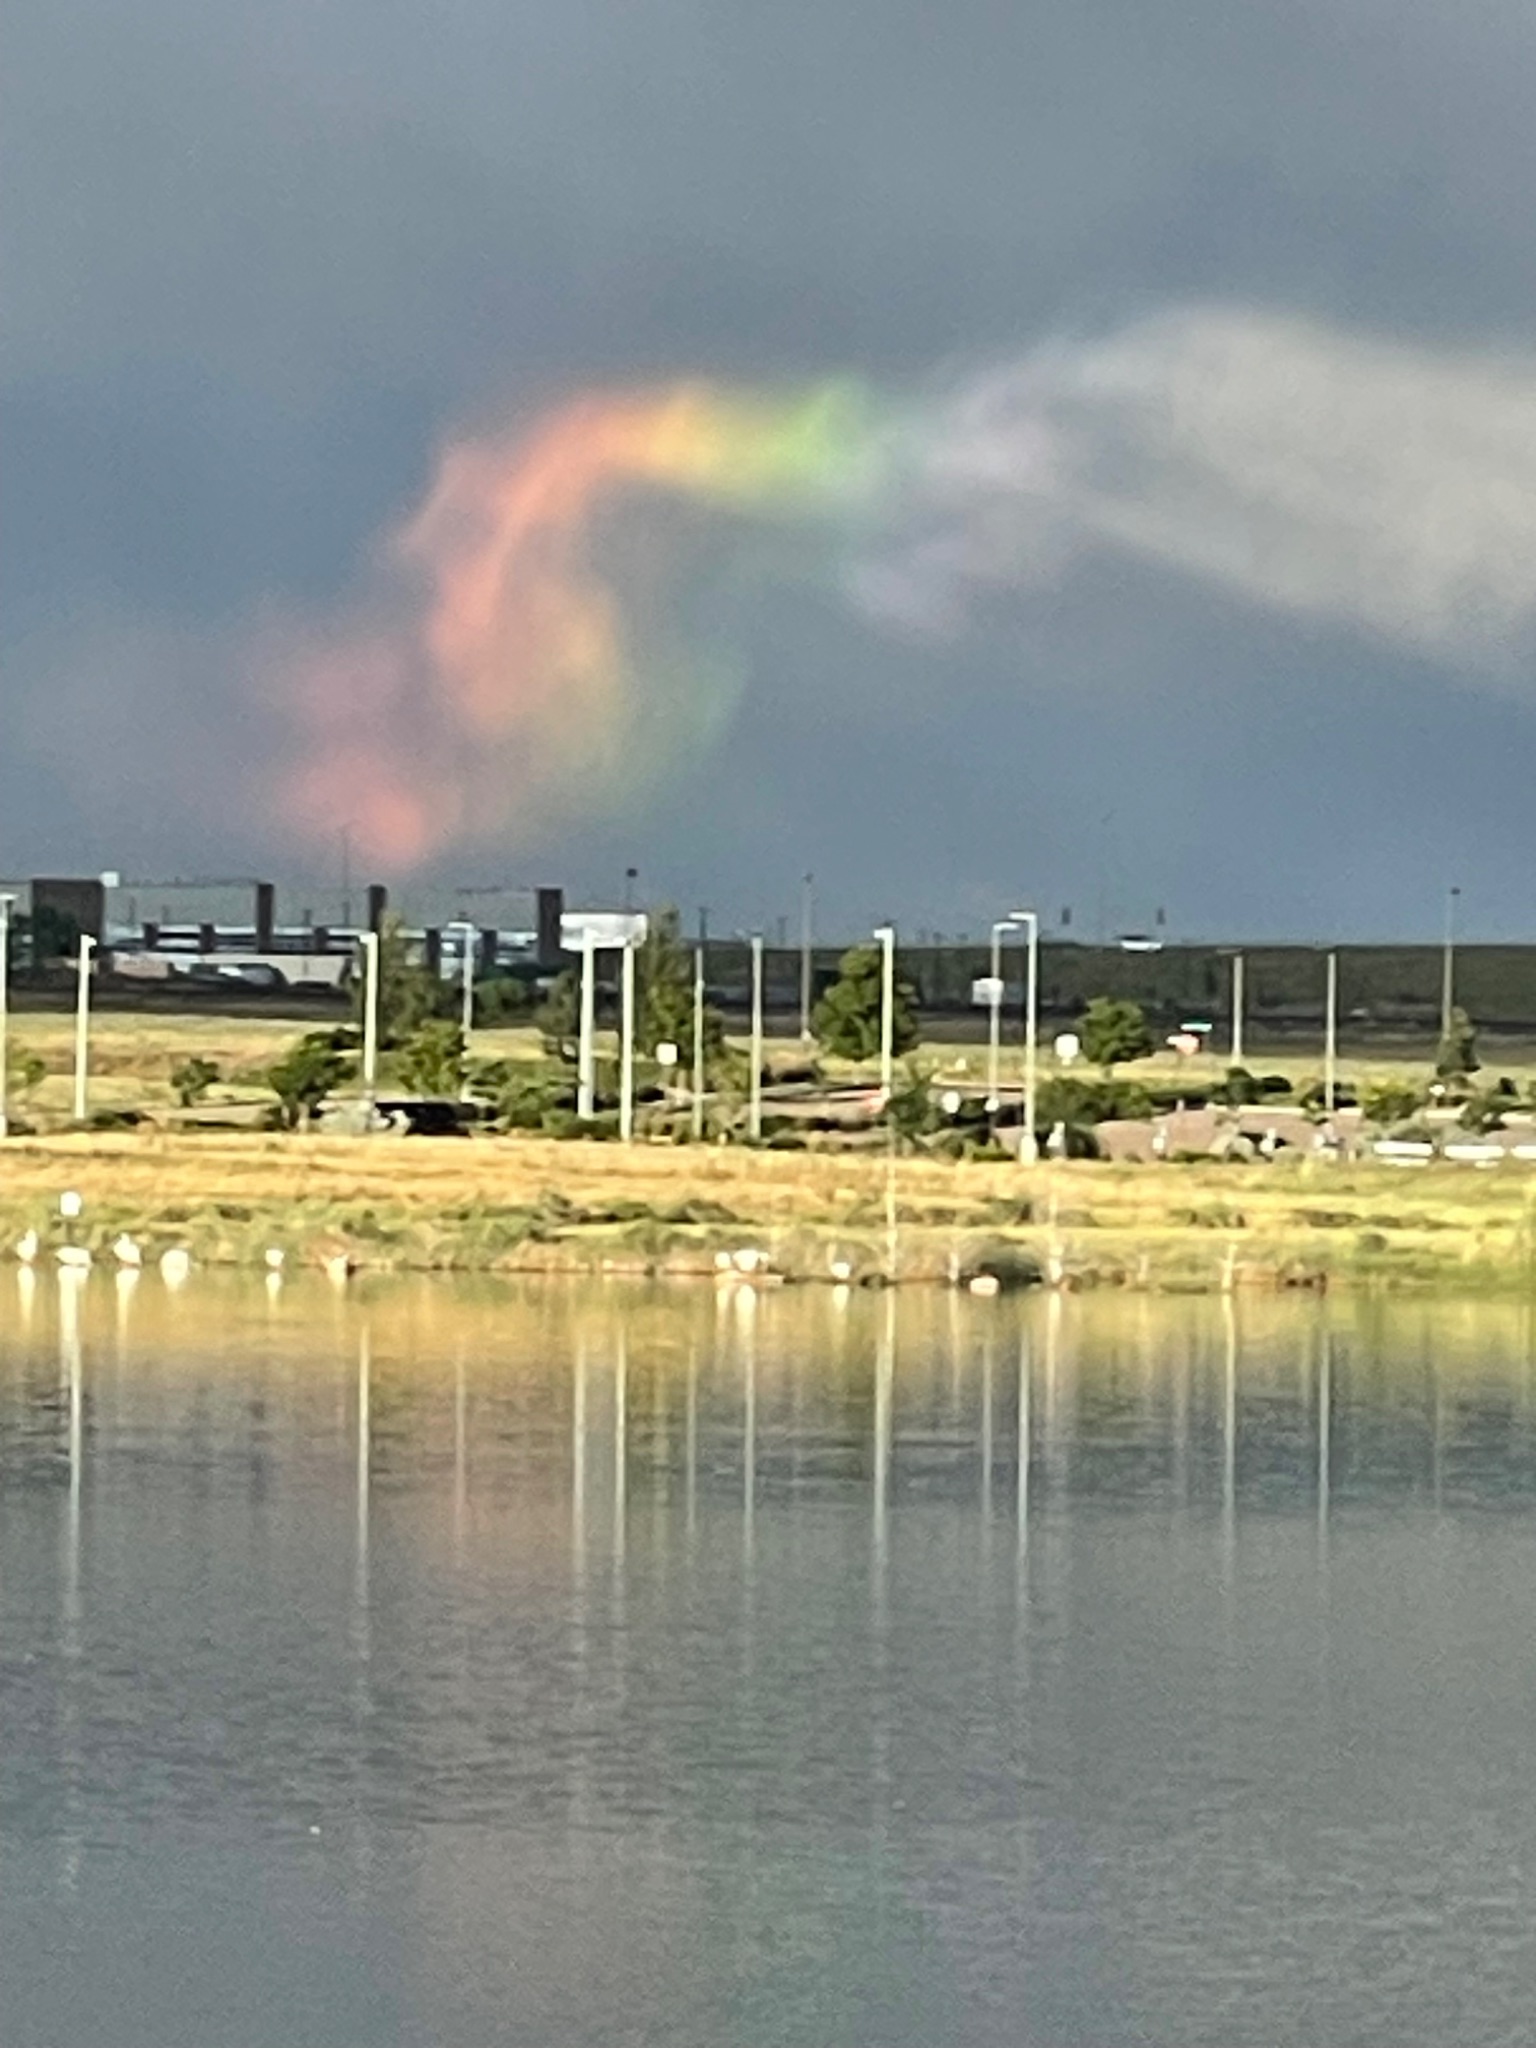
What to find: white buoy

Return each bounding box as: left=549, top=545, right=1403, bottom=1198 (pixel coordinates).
left=15, top=1229, right=38, bottom=1265
left=828, top=1257, right=853, bottom=1283
left=113, top=1234, right=143, bottom=1268
left=58, top=1190, right=83, bottom=1221
left=731, top=1247, right=765, bottom=1275
left=159, top=1247, right=192, bottom=1287
left=968, top=1273, right=1001, bottom=1297
left=713, top=1250, right=734, bottom=1273
left=55, top=1244, right=93, bottom=1271
left=323, top=1253, right=354, bottom=1286
left=264, top=1247, right=285, bottom=1272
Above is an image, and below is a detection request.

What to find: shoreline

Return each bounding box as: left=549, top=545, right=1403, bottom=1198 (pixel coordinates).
left=0, top=1131, right=1532, bottom=1294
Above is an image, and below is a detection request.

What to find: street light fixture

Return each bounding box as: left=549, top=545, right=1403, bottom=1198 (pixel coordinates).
left=799, top=872, right=815, bottom=1044
left=359, top=930, right=381, bottom=1111
left=872, top=925, right=896, bottom=1108
left=0, top=894, right=14, bottom=1141
left=1441, top=885, right=1461, bottom=1039
left=691, top=945, right=707, bottom=1142
left=748, top=933, right=765, bottom=1140
left=1009, top=910, right=1040, bottom=1163
left=986, top=918, right=1018, bottom=1114
left=448, top=919, right=477, bottom=1099
left=73, top=933, right=98, bottom=1125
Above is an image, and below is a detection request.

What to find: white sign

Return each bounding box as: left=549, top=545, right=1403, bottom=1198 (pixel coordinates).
left=1168, top=1032, right=1201, bottom=1059
left=655, top=1041, right=679, bottom=1068
left=561, top=911, right=648, bottom=949
left=971, top=975, right=1004, bottom=1007
left=1053, top=1032, right=1081, bottom=1065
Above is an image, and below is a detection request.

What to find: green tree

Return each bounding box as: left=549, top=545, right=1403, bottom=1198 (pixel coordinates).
left=170, top=1055, right=221, bottom=1107
left=267, top=1029, right=357, bottom=1129
left=393, top=1019, right=465, bottom=1096
left=1079, top=996, right=1153, bottom=1073
left=813, top=944, right=919, bottom=1061
left=355, top=916, right=454, bottom=1048
left=535, top=969, right=581, bottom=1061
left=1435, top=1005, right=1480, bottom=1080
left=637, top=908, right=725, bottom=1065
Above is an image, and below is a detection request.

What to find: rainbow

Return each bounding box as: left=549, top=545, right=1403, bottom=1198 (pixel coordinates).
left=278, top=381, right=882, bottom=865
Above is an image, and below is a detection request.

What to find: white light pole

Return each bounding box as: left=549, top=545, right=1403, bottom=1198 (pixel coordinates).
left=1231, top=950, right=1246, bottom=1068
left=577, top=927, right=597, bottom=1120
left=72, top=934, right=97, bottom=1125
left=691, top=945, right=706, bottom=1142
left=986, top=918, right=1016, bottom=1113
left=799, top=872, right=815, bottom=1043
left=619, top=935, right=637, bottom=1143
left=0, top=894, right=14, bottom=1141
left=1441, top=885, right=1461, bottom=1039
left=1324, top=949, right=1338, bottom=1116
left=873, top=924, right=896, bottom=1108
left=360, top=930, right=380, bottom=1108
left=748, top=933, right=764, bottom=1141
left=448, top=919, right=476, bottom=1100
left=1011, top=910, right=1040, bottom=1163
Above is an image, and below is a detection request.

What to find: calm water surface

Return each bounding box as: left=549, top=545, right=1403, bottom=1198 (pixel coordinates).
left=4, top=1271, right=1536, bottom=2046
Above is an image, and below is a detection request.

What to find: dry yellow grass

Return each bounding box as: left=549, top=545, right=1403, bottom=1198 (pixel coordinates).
left=0, top=1127, right=1531, bottom=1290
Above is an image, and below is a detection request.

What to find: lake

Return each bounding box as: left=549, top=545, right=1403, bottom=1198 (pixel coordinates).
left=4, top=1271, right=1536, bottom=2046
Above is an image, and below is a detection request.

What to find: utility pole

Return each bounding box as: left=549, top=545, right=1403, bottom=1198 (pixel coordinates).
left=0, top=894, right=13, bottom=1141
left=619, top=937, right=637, bottom=1142
left=1324, top=949, right=1338, bottom=1116
left=1011, top=910, right=1040, bottom=1163
left=1231, top=951, right=1246, bottom=1068
left=1441, top=886, right=1461, bottom=1039
left=72, top=934, right=97, bottom=1125
left=873, top=925, right=896, bottom=1108
left=799, top=872, right=815, bottom=1043
left=577, top=927, right=597, bottom=1121
left=360, top=931, right=380, bottom=1112
left=691, top=946, right=706, bottom=1142
left=748, top=934, right=764, bottom=1141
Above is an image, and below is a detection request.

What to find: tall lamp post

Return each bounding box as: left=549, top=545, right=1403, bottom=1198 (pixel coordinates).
left=449, top=919, right=476, bottom=1099
left=577, top=927, right=597, bottom=1120
left=986, top=918, right=1017, bottom=1114
left=872, top=925, right=896, bottom=1109
left=359, top=930, right=380, bottom=1111
left=691, top=946, right=707, bottom=1142
left=748, top=933, right=765, bottom=1141
left=72, top=934, right=97, bottom=1125
left=1323, top=949, right=1338, bottom=1117
left=799, top=872, right=815, bottom=1043
left=1230, top=950, right=1246, bottom=1069
left=1010, top=910, right=1040, bottom=1163
left=619, top=932, right=637, bottom=1143
left=1441, top=885, right=1461, bottom=1039
left=0, top=894, right=13, bottom=1141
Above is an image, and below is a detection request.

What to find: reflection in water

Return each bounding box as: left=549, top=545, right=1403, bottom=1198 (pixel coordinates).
left=6, top=1276, right=1536, bottom=2045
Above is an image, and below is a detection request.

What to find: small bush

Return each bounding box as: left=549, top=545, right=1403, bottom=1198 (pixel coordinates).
left=473, top=975, right=532, bottom=1025
left=170, top=1055, right=221, bottom=1108
left=1361, top=1079, right=1424, bottom=1126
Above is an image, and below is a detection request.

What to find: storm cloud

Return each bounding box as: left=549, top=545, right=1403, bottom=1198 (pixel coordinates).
left=6, top=0, right=1536, bottom=934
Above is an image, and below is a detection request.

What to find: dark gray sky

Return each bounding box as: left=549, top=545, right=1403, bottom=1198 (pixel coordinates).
left=6, top=0, right=1536, bottom=939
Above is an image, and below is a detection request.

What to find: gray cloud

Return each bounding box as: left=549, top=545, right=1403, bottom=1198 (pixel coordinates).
left=6, top=0, right=1536, bottom=931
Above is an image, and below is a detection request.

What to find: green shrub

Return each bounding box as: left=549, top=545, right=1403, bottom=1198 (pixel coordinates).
left=267, top=1030, right=358, bottom=1129
left=393, top=1019, right=465, bottom=1097
left=1079, top=997, right=1153, bottom=1072
left=170, top=1055, right=221, bottom=1108
left=814, top=944, right=919, bottom=1061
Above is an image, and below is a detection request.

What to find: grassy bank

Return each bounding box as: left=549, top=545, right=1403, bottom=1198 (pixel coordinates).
left=3, top=1130, right=1535, bottom=1292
